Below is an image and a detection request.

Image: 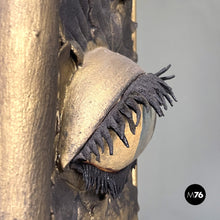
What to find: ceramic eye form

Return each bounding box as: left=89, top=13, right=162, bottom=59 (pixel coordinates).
left=58, top=47, right=177, bottom=198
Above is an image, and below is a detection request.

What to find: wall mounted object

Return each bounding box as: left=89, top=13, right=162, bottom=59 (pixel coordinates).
left=0, top=0, right=176, bottom=219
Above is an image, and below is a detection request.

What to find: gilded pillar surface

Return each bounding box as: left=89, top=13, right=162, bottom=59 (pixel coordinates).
left=0, top=1, right=59, bottom=219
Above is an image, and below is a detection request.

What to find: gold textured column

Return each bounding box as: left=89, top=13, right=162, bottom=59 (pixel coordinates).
left=0, top=1, right=58, bottom=219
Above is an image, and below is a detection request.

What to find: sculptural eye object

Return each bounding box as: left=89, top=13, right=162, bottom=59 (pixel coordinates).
left=58, top=47, right=177, bottom=198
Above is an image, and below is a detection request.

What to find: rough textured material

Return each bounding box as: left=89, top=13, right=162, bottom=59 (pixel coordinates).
left=53, top=0, right=140, bottom=219
left=60, top=0, right=137, bottom=61
left=0, top=1, right=59, bottom=219
left=52, top=170, right=139, bottom=220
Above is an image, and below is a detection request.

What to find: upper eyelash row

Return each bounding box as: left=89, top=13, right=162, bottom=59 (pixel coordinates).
left=72, top=70, right=176, bottom=163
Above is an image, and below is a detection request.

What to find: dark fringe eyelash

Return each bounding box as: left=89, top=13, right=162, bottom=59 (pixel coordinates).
left=69, top=160, right=137, bottom=198
left=73, top=65, right=177, bottom=163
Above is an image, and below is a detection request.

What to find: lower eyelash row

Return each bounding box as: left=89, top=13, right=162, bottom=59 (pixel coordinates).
left=70, top=159, right=137, bottom=198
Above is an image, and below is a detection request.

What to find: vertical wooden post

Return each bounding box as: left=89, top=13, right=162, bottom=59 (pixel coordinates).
left=0, top=1, right=58, bottom=219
